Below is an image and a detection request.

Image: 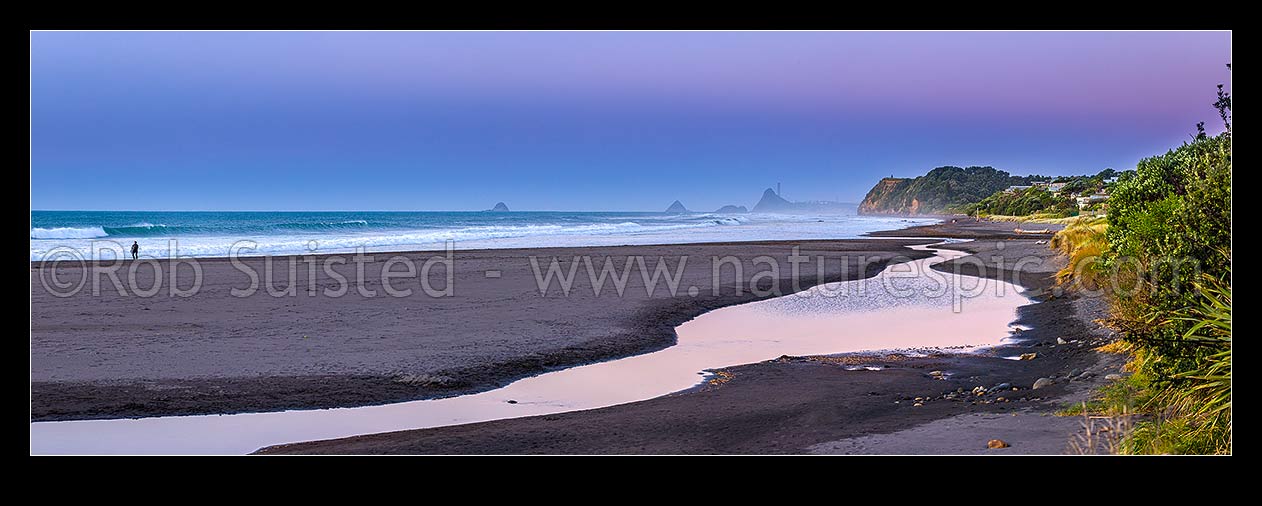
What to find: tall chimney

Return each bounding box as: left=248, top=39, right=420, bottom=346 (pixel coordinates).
left=777, top=182, right=781, bottom=197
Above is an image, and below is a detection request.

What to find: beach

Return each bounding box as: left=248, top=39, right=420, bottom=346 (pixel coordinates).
left=32, top=220, right=1121, bottom=454
left=32, top=236, right=933, bottom=422
left=32, top=30, right=1232, bottom=456
left=251, top=220, right=1122, bottom=454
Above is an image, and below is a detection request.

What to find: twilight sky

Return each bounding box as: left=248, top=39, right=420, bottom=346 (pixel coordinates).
left=31, top=31, right=1231, bottom=211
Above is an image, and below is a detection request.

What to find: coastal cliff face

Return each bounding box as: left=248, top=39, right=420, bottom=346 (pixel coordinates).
left=858, top=178, right=912, bottom=214
left=858, top=166, right=1032, bottom=215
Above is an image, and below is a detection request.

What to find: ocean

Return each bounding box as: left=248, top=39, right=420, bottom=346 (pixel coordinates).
left=30, top=209, right=937, bottom=261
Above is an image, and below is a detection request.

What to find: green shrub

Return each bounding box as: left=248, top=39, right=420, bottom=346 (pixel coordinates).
left=1105, top=134, right=1231, bottom=377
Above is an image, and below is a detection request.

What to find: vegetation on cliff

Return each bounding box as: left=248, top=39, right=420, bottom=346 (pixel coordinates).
left=860, top=165, right=1133, bottom=217
left=858, top=166, right=1038, bottom=214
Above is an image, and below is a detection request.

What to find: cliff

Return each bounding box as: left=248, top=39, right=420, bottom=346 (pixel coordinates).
left=858, top=166, right=1034, bottom=215
left=858, top=178, right=912, bottom=214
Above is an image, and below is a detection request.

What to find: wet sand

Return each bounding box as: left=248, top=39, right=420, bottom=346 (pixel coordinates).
left=257, top=220, right=1125, bottom=455
left=32, top=238, right=931, bottom=421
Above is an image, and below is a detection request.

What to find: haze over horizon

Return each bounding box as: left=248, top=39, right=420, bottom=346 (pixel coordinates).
left=32, top=31, right=1230, bottom=212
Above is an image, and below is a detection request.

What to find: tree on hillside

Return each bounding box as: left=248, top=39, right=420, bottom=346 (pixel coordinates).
left=1096, top=168, right=1119, bottom=180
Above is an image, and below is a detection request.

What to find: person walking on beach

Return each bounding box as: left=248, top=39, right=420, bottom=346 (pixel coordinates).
left=131, top=241, right=139, bottom=260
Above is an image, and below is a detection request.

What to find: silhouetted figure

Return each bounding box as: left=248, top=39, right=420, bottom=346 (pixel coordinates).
left=131, top=241, right=139, bottom=260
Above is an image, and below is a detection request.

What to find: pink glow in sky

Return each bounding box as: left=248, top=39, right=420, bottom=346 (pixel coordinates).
left=31, top=31, right=1232, bottom=210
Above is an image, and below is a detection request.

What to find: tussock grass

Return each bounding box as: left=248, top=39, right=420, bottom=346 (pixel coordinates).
left=1050, top=217, right=1110, bottom=290
left=1096, top=340, right=1132, bottom=355
left=1068, top=404, right=1138, bottom=455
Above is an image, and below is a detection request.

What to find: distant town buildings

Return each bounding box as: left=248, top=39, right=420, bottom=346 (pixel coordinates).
left=1027, top=181, right=1067, bottom=193
left=1002, top=174, right=1120, bottom=211
left=1007, top=181, right=1070, bottom=194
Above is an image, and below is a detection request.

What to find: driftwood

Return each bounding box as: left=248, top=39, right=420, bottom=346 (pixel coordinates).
left=1013, top=228, right=1052, bottom=234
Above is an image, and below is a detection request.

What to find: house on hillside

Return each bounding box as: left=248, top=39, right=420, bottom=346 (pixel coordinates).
left=1077, top=193, right=1109, bottom=209
left=1004, top=185, right=1032, bottom=194
left=1030, top=180, right=1068, bottom=194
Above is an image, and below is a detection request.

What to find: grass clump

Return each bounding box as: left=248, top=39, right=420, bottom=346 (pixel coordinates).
left=1050, top=216, right=1110, bottom=290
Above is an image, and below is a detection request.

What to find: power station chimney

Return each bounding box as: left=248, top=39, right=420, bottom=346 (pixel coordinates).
left=777, top=182, right=781, bottom=197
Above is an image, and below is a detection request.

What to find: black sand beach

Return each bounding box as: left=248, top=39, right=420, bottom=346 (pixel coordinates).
left=255, top=220, right=1123, bottom=455
left=32, top=237, right=931, bottom=421
left=32, top=220, right=1123, bottom=454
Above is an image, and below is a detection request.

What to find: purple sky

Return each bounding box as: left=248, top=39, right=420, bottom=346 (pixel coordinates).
left=31, top=31, right=1231, bottom=211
